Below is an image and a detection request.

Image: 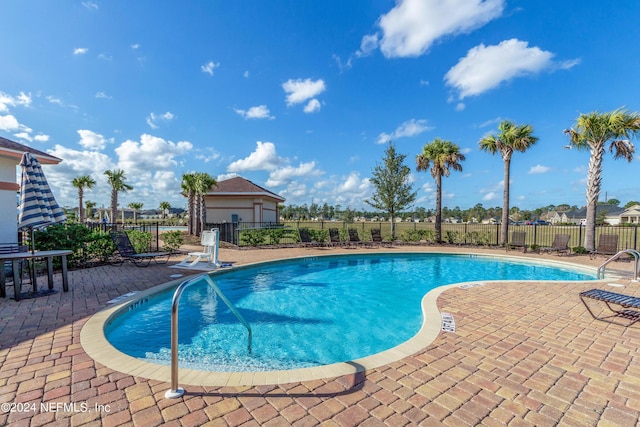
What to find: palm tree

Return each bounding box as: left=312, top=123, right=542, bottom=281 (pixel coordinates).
left=416, top=138, right=465, bottom=243
left=104, top=169, right=133, bottom=224
left=159, top=201, right=171, bottom=221
left=479, top=120, right=538, bottom=246
left=565, top=108, right=640, bottom=251
left=194, top=172, right=217, bottom=236
left=85, top=200, right=96, bottom=221
left=71, top=175, right=96, bottom=223
left=181, top=172, right=198, bottom=235
left=128, top=202, right=143, bottom=224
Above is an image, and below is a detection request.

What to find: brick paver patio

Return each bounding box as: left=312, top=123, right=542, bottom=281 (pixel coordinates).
left=1, top=246, right=639, bottom=426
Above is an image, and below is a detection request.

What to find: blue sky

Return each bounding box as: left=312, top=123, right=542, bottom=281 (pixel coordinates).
left=2, top=1, right=640, bottom=213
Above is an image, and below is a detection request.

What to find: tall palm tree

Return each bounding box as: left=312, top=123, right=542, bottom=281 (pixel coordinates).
left=181, top=173, right=198, bottom=235
left=565, top=108, right=640, bottom=251
left=479, top=120, right=538, bottom=246
left=71, top=175, right=96, bottom=223
left=416, top=138, right=465, bottom=243
left=128, top=202, right=143, bottom=224
left=194, top=172, right=217, bottom=236
left=159, top=201, right=171, bottom=220
left=104, top=169, right=133, bottom=224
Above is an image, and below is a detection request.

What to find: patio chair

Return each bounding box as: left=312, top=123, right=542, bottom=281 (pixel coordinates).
left=328, top=228, right=344, bottom=246
left=0, top=244, right=30, bottom=298
left=589, top=234, right=619, bottom=259
left=506, top=231, right=527, bottom=252
left=110, top=231, right=170, bottom=267
left=370, top=228, right=391, bottom=247
left=298, top=228, right=323, bottom=247
left=580, top=288, right=640, bottom=327
left=540, top=234, right=570, bottom=256
left=347, top=228, right=365, bottom=247
left=176, top=229, right=216, bottom=267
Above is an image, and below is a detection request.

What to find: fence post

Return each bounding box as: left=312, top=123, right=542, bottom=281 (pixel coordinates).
left=495, top=224, right=500, bottom=246
left=635, top=224, right=638, bottom=251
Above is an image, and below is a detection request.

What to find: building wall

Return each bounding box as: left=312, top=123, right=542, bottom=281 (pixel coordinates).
left=0, top=157, right=19, bottom=243
left=205, top=196, right=280, bottom=224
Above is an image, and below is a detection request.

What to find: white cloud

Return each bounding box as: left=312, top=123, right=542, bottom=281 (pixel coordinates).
left=131, top=44, right=140, bottom=49
left=47, top=96, right=64, bottom=106
left=377, top=0, right=504, bottom=58
left=216, top=172, right=240, bottom=182
left=482, top=191, right=498, bottom=201
left=34, top=134, right=49, bottom=142
left=356, top=34, right=379, bottom=57
left=529, top=164, right=550, bottom=174
left=82, top=1, right=98, bottom=10
left=73, top=48, right=89, bottom=55
left=194, top=147, right=221, bottom=163
left=266, top=161, right=321, bottom=187
left=227, top=141, right=283, bottom=172
left=115, top=134, right=192, bottom=174
left=78, top=129, right=112, bottom=150
left=97, top=53, right=112, bottom=61
left=13, top=132, right=32, bottom=141
left=303, top=99, right=321, bottom=114
left=146, top=111, right=174, bottom=129
left=0, top=91, right=31, bottom=111
left=234, top=105, right=274, bottom=120
left=282, top=78, right=326, bottom=106
left=96, top=91, right=112, bottom=99
left=0, top=114, right=20, bottom=131
left=243, top=70, right=250, bottom=78
left=201, top=60, right=220, bottom=76
left=445, top=39, right=556, bottom=99
left=377, top=118, right=433, bottom=144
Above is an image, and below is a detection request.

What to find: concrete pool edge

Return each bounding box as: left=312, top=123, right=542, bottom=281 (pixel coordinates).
left=80, top=251, right=602, bottom=387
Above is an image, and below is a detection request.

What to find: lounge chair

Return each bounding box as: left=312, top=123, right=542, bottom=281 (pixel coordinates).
left=298, top=228, right=323, bottom=247
left=541, top=234, right=570, bottom=256
left=176, top=229, right=217, bottom=267
left=370, top=228, right=391, bottom=247
left=328, top=228, right=343, bottom=246
left=580, top=288, right=640, bottom=326
left=589, top=234, right=619, bottom=259
left=110, top=231, right=170, bottom=267
left=506, top=231, right=527, bottom=252
left=347, top=228, right=365, bottom=247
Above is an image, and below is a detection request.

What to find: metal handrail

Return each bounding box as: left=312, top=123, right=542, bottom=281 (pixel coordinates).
left=597, top=249, right=640, bottom=281
left=165, top=274, right=252, bottom=399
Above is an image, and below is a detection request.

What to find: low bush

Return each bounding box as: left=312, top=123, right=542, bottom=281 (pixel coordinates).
left=240, top=229, right=267, bottom=246
left=162, top=230, right=184, bottom=253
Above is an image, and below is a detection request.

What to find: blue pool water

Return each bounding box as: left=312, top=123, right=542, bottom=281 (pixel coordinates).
left=105, top=253, right=595, bottom=372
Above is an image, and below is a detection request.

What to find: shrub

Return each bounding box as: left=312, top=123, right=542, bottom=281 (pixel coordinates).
left=308, top=229, right=328, bottom=243
left=240, top=229, right=267, bottom=246
left=267, top=228, right=286, bottom=245
left=162, top=230, right=184, bottom=253
left=84, top=230, right=116, bottom=263
left=33, top=223, right=93, bottom=267
left=126, top=230, right=153, bottom=253
left=572, top=246, right=588, bottom=254
left=445, top=230, right=463, bottom=244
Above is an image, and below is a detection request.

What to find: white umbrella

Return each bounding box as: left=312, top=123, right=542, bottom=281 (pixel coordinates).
left=17, top=152, right=66, bottom=294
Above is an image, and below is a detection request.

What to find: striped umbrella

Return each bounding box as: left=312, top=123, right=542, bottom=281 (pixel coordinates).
left=18, top=152, right=66, bottom=244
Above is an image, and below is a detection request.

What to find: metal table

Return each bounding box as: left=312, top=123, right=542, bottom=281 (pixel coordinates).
left=0, top=250, right=72, bottom=301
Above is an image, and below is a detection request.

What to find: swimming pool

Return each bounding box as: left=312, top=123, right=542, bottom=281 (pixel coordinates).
left=102, top=253, right=595, bottom=376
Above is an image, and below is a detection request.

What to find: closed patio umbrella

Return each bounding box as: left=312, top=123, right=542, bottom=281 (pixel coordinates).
left=17, top=152, right=66, bottom=294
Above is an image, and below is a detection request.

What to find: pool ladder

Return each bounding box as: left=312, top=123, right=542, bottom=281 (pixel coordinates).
left=165, top=274, right=252, bottom=399
left=597, top=249, right=640, bottom=281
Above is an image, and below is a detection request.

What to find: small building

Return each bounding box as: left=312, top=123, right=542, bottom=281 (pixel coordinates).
left=0, top=136, right=62, bottom=243
left=620, top=204, right=640, bottom=224
left=204, top=176, right=285, bottom=224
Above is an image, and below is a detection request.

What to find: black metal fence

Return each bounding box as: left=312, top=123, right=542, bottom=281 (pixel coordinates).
left=207, top=220, right=640, bottom=251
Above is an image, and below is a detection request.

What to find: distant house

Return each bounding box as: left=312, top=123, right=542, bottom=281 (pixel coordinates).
left=546, top=211, right=570, bottom=224
left=0, top=136, right=62, bottom=243
left=564, top=205, right=626, bottom=225
left=204, top=176, right=285, bottom=224
left=620, top=204, right=640, bottom=224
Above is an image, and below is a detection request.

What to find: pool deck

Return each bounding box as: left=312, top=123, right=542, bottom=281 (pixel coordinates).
left=1, top=245, right=640, bottom=426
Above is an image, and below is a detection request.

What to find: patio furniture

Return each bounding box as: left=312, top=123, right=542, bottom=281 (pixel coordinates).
left=541, top=234, right=571, bottom=256
left=580, top=288, right=640, bottom=327
left=370, top=228, right=391, bottom=247
left=176, top=229, right=217, bottom=267
left=506, top=231, right=527, bottom=252
left=0, top=248, right=72, bottom=300
left=329, top=228, right=344, bottom=246
left=111, top=231, right=170, bottom=267
left=347, top=229, right=366, bottom=247
left=589, top=234, right=619, bottom=259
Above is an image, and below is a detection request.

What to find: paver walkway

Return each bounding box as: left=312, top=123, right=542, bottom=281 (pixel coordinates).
left=1, top=246, right=639, bottom=426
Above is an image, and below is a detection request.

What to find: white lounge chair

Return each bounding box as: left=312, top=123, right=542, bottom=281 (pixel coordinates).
left=176, top=229, right=218, bottom=267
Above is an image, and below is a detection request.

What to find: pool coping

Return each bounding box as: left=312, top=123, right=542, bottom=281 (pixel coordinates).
left=80, top=251, right=603, bottom=387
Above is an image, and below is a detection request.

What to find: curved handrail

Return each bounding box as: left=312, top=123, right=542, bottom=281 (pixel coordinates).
left=165, top=274, right=252, bottom=399
left=597, top=249, right=640, bottom=281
